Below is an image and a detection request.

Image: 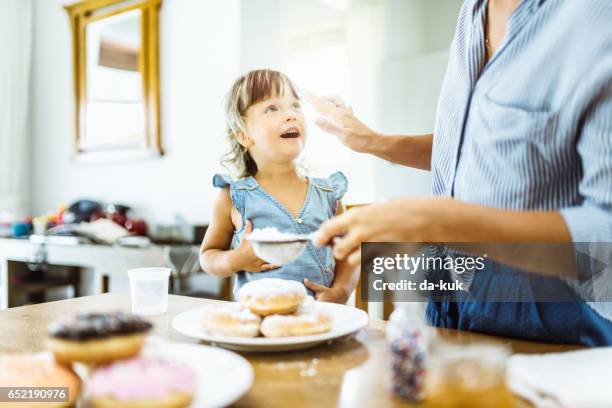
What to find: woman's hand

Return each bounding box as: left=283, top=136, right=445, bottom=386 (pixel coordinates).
left=303, top=279, right=351, bottom=304
left=305, top=91, right=434, bottom=169
left=304, top=91, right=379, bottom=153
left=314, top=197, right=453, bottom=267
left=230, top=220, right=280, bottom=272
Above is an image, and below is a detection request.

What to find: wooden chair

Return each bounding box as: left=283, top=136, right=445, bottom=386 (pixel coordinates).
left=220, top=277, right=233, bottom=301
left=353, top=272, right=394, bottom=320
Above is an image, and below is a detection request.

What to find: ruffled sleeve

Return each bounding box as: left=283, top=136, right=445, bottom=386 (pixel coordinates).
left=327, top=171, right=348, bottom=202
left=310, top=171, right=348, bottom=215
left=212, top=173, right=232, bottom=188
left=212, top=173, right=244, bottom=215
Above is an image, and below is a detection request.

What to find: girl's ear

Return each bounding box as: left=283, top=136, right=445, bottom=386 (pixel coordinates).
left=235, top=130, right=253, bottom=148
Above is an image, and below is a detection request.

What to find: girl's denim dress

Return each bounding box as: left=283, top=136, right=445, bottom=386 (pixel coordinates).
left=213, top=171, right=347, bottom=297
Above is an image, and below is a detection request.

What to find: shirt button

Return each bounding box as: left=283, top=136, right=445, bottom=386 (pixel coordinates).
left=295, top=218, right=303, bottom=224
left=323, top=266, right=331, bottom=273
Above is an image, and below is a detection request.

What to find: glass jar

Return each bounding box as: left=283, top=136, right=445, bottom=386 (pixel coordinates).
left=426, top=341, right=514, bottom=408
left=386, top=302, right=428, bottom=402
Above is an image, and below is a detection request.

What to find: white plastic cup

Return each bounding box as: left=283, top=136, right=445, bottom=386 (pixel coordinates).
left=128, top=267, right=171, bottom=316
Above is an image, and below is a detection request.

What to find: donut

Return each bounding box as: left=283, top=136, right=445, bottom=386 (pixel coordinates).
left=201, top=303, right=261, bottom=337
left=45, top=312, right=152, bottom=365
left=260, top=305, right=332, bottom=337
left=87, top=357, right=196, bottom=408
left=237, top=278, right=307, bottom=316
left=0, top=352, right=81, bottom=408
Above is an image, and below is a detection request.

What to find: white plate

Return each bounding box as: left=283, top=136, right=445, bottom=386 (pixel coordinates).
left=140, top=340, right=253, bottom=408
left=172, top=301, right=369, bottom=352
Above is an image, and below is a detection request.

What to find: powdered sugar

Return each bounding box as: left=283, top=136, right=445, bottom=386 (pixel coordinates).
left=247, top=227, right=310, bottom=243
left=237, top=278, right=307, bottom=302
left=259, top=306, right=332, bottom=337
left=203, top=304, right=261, bottom=324
left=247, top=228, right=315, bottom=265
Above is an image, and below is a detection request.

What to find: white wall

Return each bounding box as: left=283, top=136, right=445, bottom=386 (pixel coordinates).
left=373, top=0, right=463, bottom=199
left=30, top=0, right=240, bottom=224
left=0, top=0, right=32, bottom=219
left=240, top=0, right=284, bottom=72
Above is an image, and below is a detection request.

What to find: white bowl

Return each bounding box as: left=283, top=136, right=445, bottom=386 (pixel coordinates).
left=250, top=240, right=308, bottom=265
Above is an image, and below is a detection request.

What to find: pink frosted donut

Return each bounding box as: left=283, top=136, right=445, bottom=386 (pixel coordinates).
left=87, top=357, right=196, bottom=408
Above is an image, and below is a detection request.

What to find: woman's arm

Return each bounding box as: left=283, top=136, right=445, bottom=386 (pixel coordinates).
left=200, top=188, right=278, bottom=277
left=314, top=197, right=578, bottom=278
left=303, top=201, right=359, bottom=303
left=365, top=133, right=433, bottom=170
left=305, top=91, right=433, bottom=170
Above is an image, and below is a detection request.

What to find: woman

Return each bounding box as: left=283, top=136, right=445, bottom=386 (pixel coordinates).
left=307, top=0, right=612, bottom=346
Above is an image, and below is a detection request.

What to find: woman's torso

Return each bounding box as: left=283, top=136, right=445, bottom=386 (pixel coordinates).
left=428, top=0, right=612, bottom=345
left=431, top=0, right=609, bottom=207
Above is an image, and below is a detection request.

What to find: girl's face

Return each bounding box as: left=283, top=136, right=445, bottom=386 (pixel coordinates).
left=242, top=90, right=306, bottom=167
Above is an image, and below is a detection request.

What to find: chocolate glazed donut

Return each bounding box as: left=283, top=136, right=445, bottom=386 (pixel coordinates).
left=48, top=312, right=152, bottom=340
left=45, top=312, right=152, bottom=365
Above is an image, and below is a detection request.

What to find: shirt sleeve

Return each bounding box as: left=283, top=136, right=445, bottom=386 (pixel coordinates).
left=560, top=83, right=612, bottom=243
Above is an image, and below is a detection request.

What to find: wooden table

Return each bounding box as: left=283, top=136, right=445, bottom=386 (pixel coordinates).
left=0, top=293, right=579, bottom=407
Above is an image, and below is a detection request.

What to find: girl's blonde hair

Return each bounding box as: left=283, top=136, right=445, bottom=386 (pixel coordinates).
left=222, top=69, right=300, bottom=178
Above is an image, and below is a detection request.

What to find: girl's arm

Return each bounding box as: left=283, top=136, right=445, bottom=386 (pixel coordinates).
left=200, top=188, right=278, bottom=277
left=304, top=201, right=359, bottom=303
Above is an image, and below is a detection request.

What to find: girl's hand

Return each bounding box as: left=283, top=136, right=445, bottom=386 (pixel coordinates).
left=304, top=91, right=379, bottom=154
left=230, top=220, right=280, bottom=273
left=303, top=279, right=350, bottom=304
left=314, top=197, right=452, bottom=267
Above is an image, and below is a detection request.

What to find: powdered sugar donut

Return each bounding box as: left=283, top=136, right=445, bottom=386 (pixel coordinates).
left=87, top=357, right=196, bottom=408
left=260, top=306, right=332, bottom=338
left=237, top=278, right=307, bottom=316
left=201, top=303, right=261, bottom=337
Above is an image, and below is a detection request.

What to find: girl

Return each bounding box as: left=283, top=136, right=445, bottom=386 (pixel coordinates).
left=200, top=69, right=357, bottom=303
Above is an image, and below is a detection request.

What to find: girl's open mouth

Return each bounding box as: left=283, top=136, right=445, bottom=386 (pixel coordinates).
left=280, top=127, right=300, bottom=139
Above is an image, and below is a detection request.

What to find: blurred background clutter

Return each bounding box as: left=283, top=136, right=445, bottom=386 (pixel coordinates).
left=0, top=0, right=461, bottom=310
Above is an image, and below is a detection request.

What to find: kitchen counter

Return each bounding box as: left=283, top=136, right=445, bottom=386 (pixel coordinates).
left=0, top=238, right=228, bottom=308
